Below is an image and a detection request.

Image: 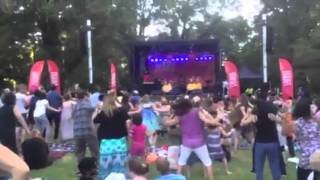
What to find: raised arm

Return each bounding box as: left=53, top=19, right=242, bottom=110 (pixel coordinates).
left=128, top=106, right=142, bottom=115
left=198, top=108, right=220, bottom=126
left=164, top=114, right=179, bottom=127
left=219, top=127, right=233, bottom=137
left=153, top=103, right=170, bottom=113
left=92, top=105, right=102, bottom=120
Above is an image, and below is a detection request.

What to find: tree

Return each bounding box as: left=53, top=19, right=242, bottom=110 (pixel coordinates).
left=258, top=0, right=320, bottom=92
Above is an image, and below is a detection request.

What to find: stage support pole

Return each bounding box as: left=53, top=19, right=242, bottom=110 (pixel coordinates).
left=262, top=14, right=268, bottom=83
left=87, top=19, right=93, bottom=84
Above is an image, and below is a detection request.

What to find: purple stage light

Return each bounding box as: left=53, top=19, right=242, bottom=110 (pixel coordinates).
left=204, top=57, right=208, bottom=60
left=208, top=56, right=212, bottom=60
left=200, top=57, right=203, bottom=60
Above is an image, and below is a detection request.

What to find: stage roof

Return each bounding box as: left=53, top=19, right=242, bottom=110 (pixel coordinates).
left=131, top=39, right=219, bottom=54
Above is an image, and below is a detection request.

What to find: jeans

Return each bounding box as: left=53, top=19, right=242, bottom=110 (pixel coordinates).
left=254, top=142, right=281, bottom=180
left=287, top=136, right=295, bottom=157
left=297, top=167, right=320, bottom=180
left=34, top=115, right=51, bottom=141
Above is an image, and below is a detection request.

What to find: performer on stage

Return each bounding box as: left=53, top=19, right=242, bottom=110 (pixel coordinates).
left=187, top=76, right=203, bottom=94
left=143, top=71, right=153, bottom=84
left=186, top=77, right=195, bottom=92
left=161, top=80, right=173, bottom=94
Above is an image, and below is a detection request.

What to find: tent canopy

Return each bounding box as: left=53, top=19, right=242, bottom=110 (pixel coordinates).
left=239, top=65, right=262, bottom=79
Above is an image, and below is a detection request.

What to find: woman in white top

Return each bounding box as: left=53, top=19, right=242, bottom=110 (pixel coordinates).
left=33, top=91, right=60, bottom=141
left=15, top=84, right=28, bottom=153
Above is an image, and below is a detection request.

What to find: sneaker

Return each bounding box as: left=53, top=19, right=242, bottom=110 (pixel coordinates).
left=287, top=157, right=299, bottom=164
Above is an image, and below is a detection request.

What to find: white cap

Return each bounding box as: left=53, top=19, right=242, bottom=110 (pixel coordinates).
left=3, top=88, right=10, bottom=93
left=133, top=90, right=139, bottom=95
left=192, top=96, right=201, bottom=103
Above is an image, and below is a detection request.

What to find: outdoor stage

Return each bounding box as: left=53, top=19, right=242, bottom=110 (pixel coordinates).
left=130, top=39, right=223, bottom=95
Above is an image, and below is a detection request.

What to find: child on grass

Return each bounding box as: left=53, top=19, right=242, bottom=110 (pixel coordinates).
left=129, top=113, right=147, bottom=157
left=128, top=157, right=149, bottom=180
left=77, top=157, right=97, bottom=180
left=21, top=129, right=53, bottom=170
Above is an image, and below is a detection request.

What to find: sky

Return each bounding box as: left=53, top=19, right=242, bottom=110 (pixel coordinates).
left=222, top=0, right=263, bottom=22
left=144, top=0, right=263, bottom=37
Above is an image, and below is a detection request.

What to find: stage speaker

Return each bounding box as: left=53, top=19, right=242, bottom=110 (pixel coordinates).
left=267, top=26, right=274, bottom=53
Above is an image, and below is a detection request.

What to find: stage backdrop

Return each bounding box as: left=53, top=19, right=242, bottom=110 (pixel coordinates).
left=279, top=58, right=294, bottom=99
left=148, top=59, right=216, bottom=86
left=28, top=60, right=61, bottom=94
left=224, top=60, right=240, bottom=98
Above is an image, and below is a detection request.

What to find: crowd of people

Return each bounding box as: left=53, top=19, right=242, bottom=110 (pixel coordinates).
left=0, top=83, right=319, bottom=180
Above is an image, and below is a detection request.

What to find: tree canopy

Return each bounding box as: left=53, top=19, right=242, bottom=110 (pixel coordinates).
left=0, top=0, right=320, bottom=92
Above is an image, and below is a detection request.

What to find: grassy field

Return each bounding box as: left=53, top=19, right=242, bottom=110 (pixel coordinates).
left=31, top=149, right=296, bottom=180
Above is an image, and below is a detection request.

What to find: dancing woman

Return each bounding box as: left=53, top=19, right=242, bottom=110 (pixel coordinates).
left=239, top=94, right=256, bottom=144
left=165, top=98, right=220, bottom=180
left=287, top=99, right=320, bottom=180
left=60, top=93, right=76, bottom=141
left=153, top=96, right=171, bottom=135
left=93, top=93, right=129, bottom=179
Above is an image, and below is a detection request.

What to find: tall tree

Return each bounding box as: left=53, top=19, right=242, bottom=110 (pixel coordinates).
left=259, top=0, right=320, bottom=91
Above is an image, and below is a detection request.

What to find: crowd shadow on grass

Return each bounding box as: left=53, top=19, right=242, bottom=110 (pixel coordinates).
left=31, top=149, right=296, bottom=180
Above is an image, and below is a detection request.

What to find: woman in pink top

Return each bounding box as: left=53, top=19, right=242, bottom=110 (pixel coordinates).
left=166, top=98, right=220, bottom=180
left=129, top=114, right=147, bottom=157
left=60, top=93, right=76, bottom=141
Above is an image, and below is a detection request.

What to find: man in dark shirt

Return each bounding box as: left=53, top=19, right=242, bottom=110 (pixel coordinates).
left=46, top=84, right=62, bottom=140
left=253, top=90, right=281, bottom=180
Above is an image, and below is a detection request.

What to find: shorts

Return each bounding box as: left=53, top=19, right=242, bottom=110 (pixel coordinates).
left=178, top=144, right=212, bottom=166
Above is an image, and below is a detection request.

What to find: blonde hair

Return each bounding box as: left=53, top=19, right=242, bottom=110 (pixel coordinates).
left=102, top=93, right=116, bottom=117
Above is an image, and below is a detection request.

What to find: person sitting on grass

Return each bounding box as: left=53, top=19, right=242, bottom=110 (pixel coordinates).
left=21, top=129, right=53, bottom=170
left=155, top=158, right=186, bottom=180
left=128, top=157, right=149, bottom=180
left=78, top=157, right=97, bottom=180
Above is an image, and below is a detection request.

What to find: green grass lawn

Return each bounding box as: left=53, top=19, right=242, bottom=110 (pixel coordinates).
left=31, top=149, right=296, bottom=180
